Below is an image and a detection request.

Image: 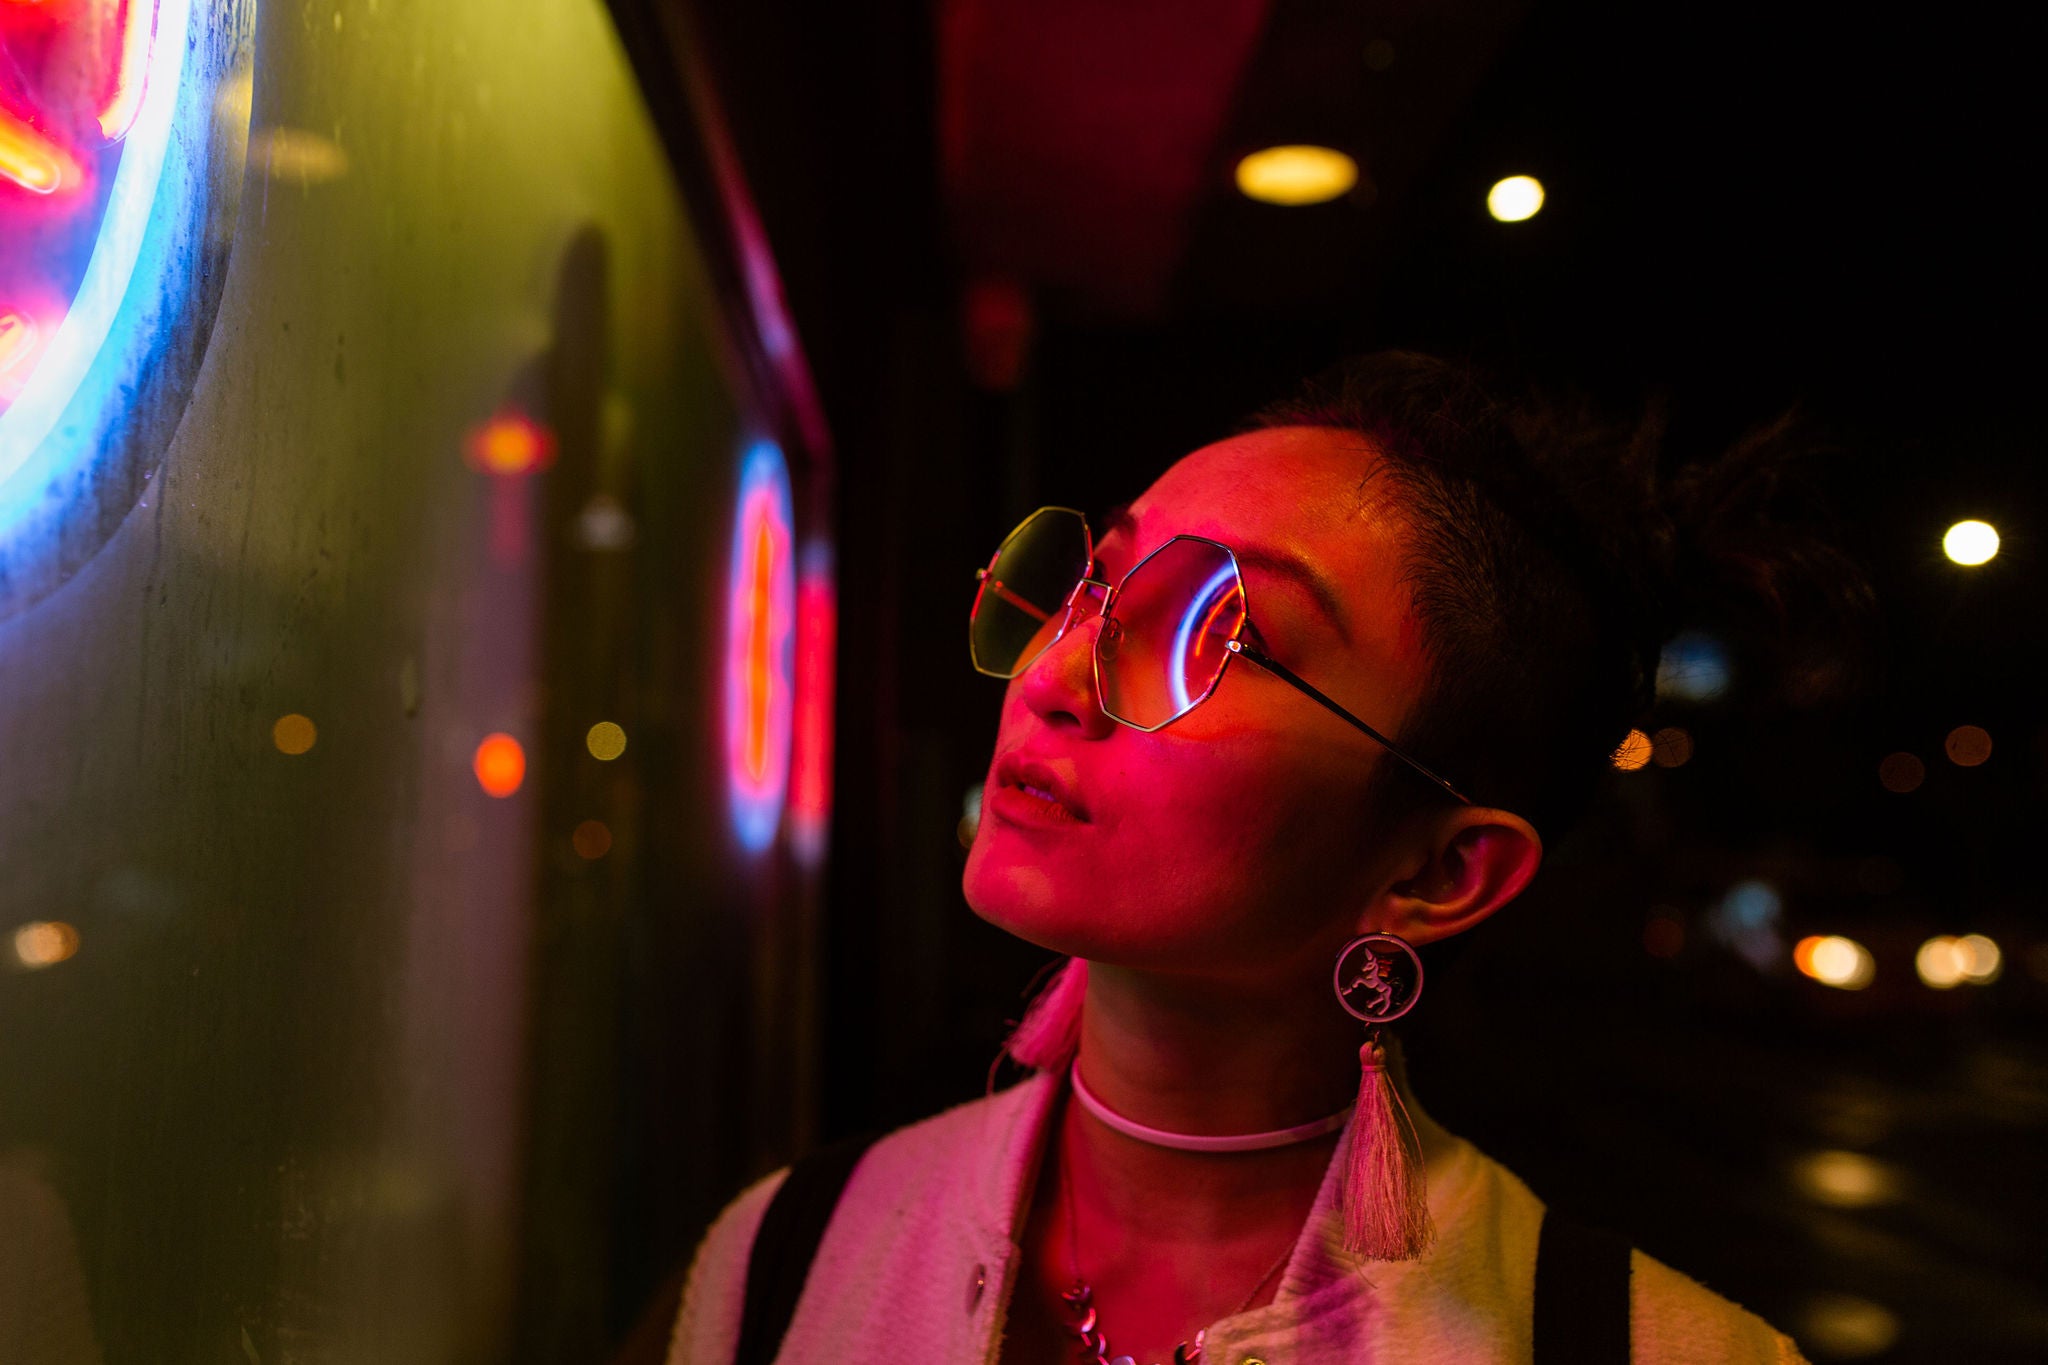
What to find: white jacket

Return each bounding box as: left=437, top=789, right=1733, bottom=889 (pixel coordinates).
left=671, top=1070, right=1807, bottom=1364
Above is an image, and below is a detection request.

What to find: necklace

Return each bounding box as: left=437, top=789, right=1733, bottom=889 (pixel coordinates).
left=1057, top=1149, right=1294, bottom=1365
left=1068, top=1062, right=1352, bottom=1153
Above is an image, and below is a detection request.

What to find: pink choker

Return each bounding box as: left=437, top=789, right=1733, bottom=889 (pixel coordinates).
left=1067, top=1062, right=1351, bottom=1154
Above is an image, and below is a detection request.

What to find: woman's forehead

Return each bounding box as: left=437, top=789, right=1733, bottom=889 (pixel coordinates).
left=1122, top=426, right=1395, bottom=555
left=1120, top=427, right=1428, bottom=679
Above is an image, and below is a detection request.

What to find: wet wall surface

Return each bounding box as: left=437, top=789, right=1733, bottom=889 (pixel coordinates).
left=0, top=3, right=777, bottom=1361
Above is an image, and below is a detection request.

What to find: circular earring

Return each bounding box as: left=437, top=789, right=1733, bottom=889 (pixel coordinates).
left=1331, top=931, right=1435, bottom=1262
left=1332, top=931, right=1425, bottom=1024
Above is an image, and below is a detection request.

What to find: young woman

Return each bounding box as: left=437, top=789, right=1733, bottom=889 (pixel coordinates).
left=673, top=352, right=1843, bottom=1364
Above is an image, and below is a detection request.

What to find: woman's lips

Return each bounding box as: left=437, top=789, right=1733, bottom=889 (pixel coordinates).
left=990, top=755, right=1090, bottom=826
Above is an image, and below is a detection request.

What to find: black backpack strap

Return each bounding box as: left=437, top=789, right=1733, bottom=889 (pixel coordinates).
left=732, top=1131, right=882, bottom=1365
left=1533, top=1210, right=1634, bottom=1365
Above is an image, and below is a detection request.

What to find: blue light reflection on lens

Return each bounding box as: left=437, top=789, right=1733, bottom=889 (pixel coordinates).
left=1167, top=558, right=1241, bottom=715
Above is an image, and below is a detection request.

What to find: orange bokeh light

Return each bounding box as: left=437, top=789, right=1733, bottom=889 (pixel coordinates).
left=1878, top=752, right=1925, bottom=793
left=1611, top=728, right=1653, bottom=771
left=1944, top=725, right=1992, bottom=767
left=464, top=413, right=557, bottom=477
left=473, top=733, right=526, bottom=798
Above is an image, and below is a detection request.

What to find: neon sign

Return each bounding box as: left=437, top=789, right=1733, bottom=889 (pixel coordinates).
left=0, top=0, right=253, bottom=617
left=725, top=439, right=796, bottom=853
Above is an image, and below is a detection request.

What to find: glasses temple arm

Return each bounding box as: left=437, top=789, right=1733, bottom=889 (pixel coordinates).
left=1228, top=640, right=1474, bottom=806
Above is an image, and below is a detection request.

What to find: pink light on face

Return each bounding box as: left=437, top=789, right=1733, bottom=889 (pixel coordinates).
left=789, top=544, right=836, bottom=866
left=726, top=440, right=795, bottom=853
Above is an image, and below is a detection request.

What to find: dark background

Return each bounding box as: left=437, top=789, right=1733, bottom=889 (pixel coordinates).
left=625, top=2, right=2044, bottom=1360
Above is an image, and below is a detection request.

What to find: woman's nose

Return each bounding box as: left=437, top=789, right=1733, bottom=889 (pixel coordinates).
left=1017, top=612, right=1117, bottom=739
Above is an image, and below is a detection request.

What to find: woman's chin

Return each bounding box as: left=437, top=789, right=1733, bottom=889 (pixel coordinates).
left=962, top=839, right=1098, bottom=954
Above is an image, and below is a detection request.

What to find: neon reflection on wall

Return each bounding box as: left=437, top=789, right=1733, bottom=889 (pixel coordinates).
left=0, top=0, right=191, bottom=508
left=789, top=541, right=835, bottom=867
left=725, top=439, right=796, bottom=854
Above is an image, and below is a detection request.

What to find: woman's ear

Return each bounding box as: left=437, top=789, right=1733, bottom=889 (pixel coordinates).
left=1365, top=807, right=1543, bottom=946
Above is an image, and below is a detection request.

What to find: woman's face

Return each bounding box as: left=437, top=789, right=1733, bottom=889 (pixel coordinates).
left=963, top=426, right=1436, bottom=986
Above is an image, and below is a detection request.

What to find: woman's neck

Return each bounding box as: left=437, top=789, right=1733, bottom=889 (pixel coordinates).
left=1060, top=958, right=1454, bottom=1239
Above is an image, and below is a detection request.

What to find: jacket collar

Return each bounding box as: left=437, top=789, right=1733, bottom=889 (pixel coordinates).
left=967, top=1063, right=1482, bottom=1304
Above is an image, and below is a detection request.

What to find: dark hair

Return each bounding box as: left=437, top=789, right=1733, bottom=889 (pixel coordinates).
left=1249, top=350, right=1873, bottom=841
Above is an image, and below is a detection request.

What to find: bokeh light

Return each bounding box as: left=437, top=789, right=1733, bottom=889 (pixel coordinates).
left=1918, top=934, right=2002, bottom=988
left=585, top=721, right=627, bottom=762
left=1234, top=145, right=1359, bottom=206
left=1917, top=936, right=1963, bottom=989
left=1954, top=933, right=2002, bottom=983
left=473, top=733, right=526, bottom=798
left=1486, top=174, right=1545, bottom=222
left=1655, top=631, right=1730, bottom=702
left=571, top=819, right=612, bottom=860
left=1712, top=880, right=1786, bottom=972
left=272, top=713, right=317, bottom=755
left=464, top=412, right=557, bottom=477
left=1944, top=724, right=1992, bottom=767
left=1650, top=726, right=1693, bottom=767
left=1791, top=1150, right=1900, bottom=1208
left=1611, top=728, right=1652, bottom=770
left=1793, top=934, right=1875, bottom=989
left=13, top=920, right=80, bottom=968
left=1941, top=519, right=1998, bottom=566
left=1794, top=1293, right=1900, bottom=1359
left=1643, top=908, right=1684, bottom=958
left=1877, top=752, right=1924, bottom=793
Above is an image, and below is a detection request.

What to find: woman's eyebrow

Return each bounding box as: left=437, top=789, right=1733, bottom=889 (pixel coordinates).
left=1232, top=542, right=1353, bottom=648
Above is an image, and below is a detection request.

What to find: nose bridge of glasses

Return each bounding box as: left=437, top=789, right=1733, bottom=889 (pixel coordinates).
left=1064, top=575, right=1116, bottom=623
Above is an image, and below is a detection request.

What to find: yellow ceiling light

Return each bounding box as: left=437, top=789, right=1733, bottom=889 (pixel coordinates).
left=1487, top=174, right=1546, bottom=222
left=1942, top=519, right=1998, bottom=566
left=1235, top=145, right=1359, bottom=207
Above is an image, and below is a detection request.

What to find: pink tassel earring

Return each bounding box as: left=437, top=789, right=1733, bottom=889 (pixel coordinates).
left=1005, top=956, right=1088, bottom=1071
left=1333, top=933, right=1435, bottom=1261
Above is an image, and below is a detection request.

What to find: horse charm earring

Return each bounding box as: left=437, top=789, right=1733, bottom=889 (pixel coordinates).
left=1331, top=931, right=1435, bottom=1260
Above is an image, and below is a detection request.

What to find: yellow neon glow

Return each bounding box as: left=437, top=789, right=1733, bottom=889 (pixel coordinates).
left=99, top=0, right=161, bottom=140
left=0, top=105, right=81, bottom=194
left=1942, top=519, right=1998, bottom=565
left=1794, top=934, right=1874, bottom=989
left=1234, top=145, right=1359, bottom=207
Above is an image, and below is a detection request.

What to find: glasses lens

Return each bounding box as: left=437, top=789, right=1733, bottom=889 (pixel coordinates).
left=971, top=508, right=1092, bottom=677
left=1099, top=537, right=1245, bottom=729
